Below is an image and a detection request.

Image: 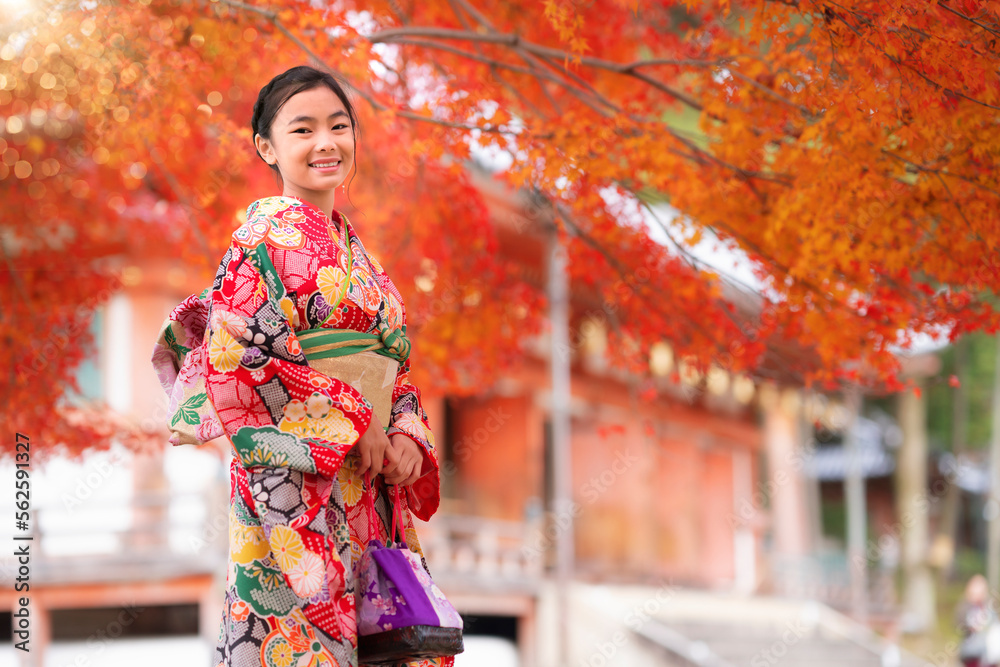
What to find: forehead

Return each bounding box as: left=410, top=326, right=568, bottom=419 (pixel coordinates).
left=276, top=86, right=349, bottom=124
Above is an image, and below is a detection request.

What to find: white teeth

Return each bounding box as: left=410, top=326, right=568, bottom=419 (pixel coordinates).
left=311, top=161, right=339, bottom=167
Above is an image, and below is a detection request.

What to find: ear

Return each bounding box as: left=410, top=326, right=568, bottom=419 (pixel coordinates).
left=254, top=133, right=276, bottom=165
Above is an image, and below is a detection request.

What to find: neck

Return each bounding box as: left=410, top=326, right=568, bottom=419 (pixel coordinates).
left=283, top=188, right=337, bottom=222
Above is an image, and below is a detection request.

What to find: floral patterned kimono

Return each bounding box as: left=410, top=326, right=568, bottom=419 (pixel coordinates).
left=158, top=195, right=448, bottom=667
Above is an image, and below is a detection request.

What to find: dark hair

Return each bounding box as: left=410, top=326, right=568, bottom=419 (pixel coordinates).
left=251, top=65, right=360, bottom=186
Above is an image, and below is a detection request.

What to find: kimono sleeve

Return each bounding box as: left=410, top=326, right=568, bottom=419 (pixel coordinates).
left=150, top=290, right=225, bottom=447
left=386, top=352, right=441, bottom=520
left=205, top=238, right=374, bottom=478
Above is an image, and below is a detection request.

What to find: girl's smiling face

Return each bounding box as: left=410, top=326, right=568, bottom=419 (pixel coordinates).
left=254, top=85, right=356, bottom=205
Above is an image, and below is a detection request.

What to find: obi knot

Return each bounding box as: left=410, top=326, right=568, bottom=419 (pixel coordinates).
left=377, top=320, right=410, bottom=363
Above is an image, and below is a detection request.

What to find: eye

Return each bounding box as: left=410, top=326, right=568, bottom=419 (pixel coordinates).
left=293, top=128, right=309, bottom=134
left=333, top=123, right=350, bottom=131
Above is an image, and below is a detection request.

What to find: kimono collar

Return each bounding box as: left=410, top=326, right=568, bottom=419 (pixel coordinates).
left=283, top=195, right=344, bottom=234
left=245, top=195, right=345, bottom=235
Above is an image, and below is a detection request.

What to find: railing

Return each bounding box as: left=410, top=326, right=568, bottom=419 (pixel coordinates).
left=768, top=552, right=897, bottom=618
left=0, top=489, right=543, bottom=591
left=414, top=514, right=545, bottom=590
left=0, top=489, right=228, bottom=586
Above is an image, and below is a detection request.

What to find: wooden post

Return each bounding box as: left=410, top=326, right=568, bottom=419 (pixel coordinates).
left=548, top=231, right=573, bottom=666
left=897, top=377, right=936, bottom=632
left=988, top=336, right=1000, bottom=591
left=763, top=388, right=811, bottom=559
left=936, top=337, right=967, bottom=582
left=843, top=387, right=868, bottom=624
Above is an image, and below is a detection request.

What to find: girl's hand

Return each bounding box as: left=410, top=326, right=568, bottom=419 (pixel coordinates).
left=354, top=413, right=399, bottom=478
left=382, top=434, right=422, bottom=487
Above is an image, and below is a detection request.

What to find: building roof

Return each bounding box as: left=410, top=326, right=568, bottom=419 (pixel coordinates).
left=804, top=416, right=897, bottom=481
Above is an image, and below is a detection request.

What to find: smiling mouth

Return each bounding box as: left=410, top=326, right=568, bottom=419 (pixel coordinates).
left=309, top=160, right=341, bottom=169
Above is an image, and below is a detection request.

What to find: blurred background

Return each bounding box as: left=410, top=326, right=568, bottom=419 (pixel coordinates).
left=2, top=178, right=997, bottom=666
left=3, top=0, right=1000, bottom=666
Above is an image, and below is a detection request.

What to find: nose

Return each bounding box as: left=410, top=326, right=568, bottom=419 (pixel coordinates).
left=315, top=128, right=338, bottom=151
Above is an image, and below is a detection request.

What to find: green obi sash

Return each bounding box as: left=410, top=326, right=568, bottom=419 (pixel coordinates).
left=298, top=325, right=410, bottom=428
left=298, top=324, right=410, bottom=364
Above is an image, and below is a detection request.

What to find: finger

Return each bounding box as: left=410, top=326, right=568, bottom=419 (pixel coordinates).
left=384, top=441, right=401, bottom=468
left=383, top=460, right=406, bottom=484
left=392, top=458, right=417, bottom=486
left=359, top=438, right=371, bottom=477
left=385, top=455, right=413, bottom=484
left=372, top=432, right=390, bottom=476
left=401, top=460, right=419, bottom=487
left=383, top=441, right=404, bottom=476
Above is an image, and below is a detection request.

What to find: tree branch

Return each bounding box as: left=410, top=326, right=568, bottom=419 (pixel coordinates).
left=443, top=0, right=550, bottom=119
left=368, top=26, right=706, bottom=111
left=726, top=69, right=817, bottom=117
left=822, top=0, right=1000, bottom=110
left=142, top=137, right=214, bottom=260
left=552, top=201, right=737, bottom=348
left=881, top=148, right=1000, bottom=198
left=451, top=0, right=564, bottom=114
left=389, top=36, right=615, bottom=116
left=936, top=1, right=1000, bottom=39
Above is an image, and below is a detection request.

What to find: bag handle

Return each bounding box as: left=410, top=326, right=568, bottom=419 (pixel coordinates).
left=390, top=484, right=406, bottom=547
left=362, top=471, right=407, bottom=548
left=363, top=470, right=378, bottom=538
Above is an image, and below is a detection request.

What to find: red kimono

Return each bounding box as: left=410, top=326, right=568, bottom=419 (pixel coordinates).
left=204, top=195, right=448, bottom=667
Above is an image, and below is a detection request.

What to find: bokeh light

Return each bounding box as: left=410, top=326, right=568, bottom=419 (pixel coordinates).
left=0, top=0, right=35, bottom=16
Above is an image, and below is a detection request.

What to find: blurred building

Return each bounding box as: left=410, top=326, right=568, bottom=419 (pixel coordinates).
left=0, top=176, right=930, bottom=666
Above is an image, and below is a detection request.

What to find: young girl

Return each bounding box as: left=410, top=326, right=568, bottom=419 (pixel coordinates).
left=196, top=65, right=446, bottom=667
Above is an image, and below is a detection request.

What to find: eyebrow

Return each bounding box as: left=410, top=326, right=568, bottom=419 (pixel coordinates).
left=286, top=111, right=350, bottom=125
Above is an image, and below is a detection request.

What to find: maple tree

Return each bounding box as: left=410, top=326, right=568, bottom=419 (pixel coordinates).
left=2, top=0, right=999, bottom=455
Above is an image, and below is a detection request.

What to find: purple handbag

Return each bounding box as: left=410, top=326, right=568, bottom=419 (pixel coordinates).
left=356, top=474, right=464, bottom=665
